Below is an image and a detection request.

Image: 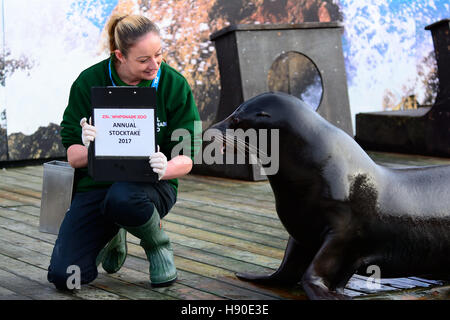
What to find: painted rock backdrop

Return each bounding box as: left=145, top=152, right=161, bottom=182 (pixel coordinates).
left=0, top=0, right=448, bottom=161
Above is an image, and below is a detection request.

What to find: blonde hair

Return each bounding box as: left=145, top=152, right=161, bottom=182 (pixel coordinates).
left=107, top=14, right=160, bottom=57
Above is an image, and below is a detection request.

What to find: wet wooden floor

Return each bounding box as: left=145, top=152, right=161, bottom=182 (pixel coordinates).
left=0, top=151, right=449, bottom=300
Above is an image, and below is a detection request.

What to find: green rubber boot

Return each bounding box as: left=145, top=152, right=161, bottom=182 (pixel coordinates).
left=122, top=209, right=177, bottom=287
left=96, top=228, right=128, bottom=274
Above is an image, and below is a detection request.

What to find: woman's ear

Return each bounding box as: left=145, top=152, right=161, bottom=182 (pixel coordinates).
left=114, top=50, right=125, bottom=63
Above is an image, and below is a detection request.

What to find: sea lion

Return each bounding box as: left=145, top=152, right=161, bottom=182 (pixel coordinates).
left=209, top=91, right=450, bottom=300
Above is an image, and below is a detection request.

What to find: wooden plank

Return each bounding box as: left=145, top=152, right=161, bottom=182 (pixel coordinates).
left=176, top=193, right=277, bottom=219
left=174, top=199, right=284, bottom=230
left=182, top=174, right=256, bottom=188
left=0, top=217, right=278, bottom=300
left=0, top=197, right=23, bottom=207
left=0, top=285, right=32, bottom=300
left=10, top=166, right=44, bottom=178
left=2, top=164, right=448, bottom=300
left=0, top=174, right=43, bottom=192
left=123, top=253, right=300, bottom=300
left=165, top=211, right=287, bottom=249
left=0, top=238, right=175, bottom=300
left=103, top=267, right=225, bottom=300
left=0, top=182, right=442, bottom=300
left=0, top=215, right=294, bottom=300
left=163, top=220, right=285, bottom=259
left=0, top=205, right=418, bottom=300
left=1, top=207, right=283, bottom=263
left=125, top=241, right=306, bottom=300
left=0, top=210, right=264, bottom=298
left=171, top=242, right=279, bottom=277
left=89, top=274, right=177, bottom=300
left=183, top=175, right=275, bottom=200
left=0, top=215, right=59, bottom=244
left=0, top=169, right=44, bottom=185
left=180, top=190, right=276, bottom=217
left=6, top=205, right=41, bottom=218
left=0, top=183, right=42, bottom=199
left=179, top=191, right=277, bottom=217
left=0, top=267, right=75, bottom=300
left=186, top=189, right=276, bottom=210
left=178, top=184, right=275, bottom=205
left=0, top=207, right=321, bottom=299
left=2, top=204, right=419, bottom=297
left=170, top=204, right=287, bottom=238
left=161, top=232, right=282, bottom=270
left=129, top=232, right=280, bottom=273
left=0, top=225, right=226, bottom=301
left=0, top=225, right=59, bottom=255
left=0, top=251, right=123, bottom=300
left=0, top=189, right=41, bottom=207
left=0, top=207, right=41, bottom=227
left=178, top=177, right=275, bottom=202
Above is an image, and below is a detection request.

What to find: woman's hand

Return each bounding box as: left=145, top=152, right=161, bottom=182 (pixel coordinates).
left=80, top=117, right=96, bottom=148
left=149, top=146, right=193, bottom=180
left=67, top=117, right=96, bottom=168
left=67, top=144, right=88, bottom=168
left=149, top=146, right=168, bottom=180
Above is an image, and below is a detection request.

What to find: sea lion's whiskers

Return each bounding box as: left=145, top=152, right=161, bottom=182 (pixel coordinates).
left=224, top=135, right=256, bottom=157
left=223, top=135, right=247, bottom=155
left=232, top=136, right=268, bottom=157
left=215, top=134, right=246, bottom=157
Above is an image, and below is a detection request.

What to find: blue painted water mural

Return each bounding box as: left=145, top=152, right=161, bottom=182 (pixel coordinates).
left=2, top=0, right=449, bottom=135
left=67, top=0, right=118, bottom=30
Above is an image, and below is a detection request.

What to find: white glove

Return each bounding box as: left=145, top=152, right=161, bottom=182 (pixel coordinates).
left=149, top=146, right=167, bottom=180
left=80, top=117, right=96, bottom=148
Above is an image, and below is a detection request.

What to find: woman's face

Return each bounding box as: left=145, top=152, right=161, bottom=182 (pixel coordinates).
left=116, top=32, right=163, bottom=82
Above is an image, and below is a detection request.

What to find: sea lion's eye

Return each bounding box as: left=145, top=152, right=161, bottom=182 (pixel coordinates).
left=257, top=111, right=271, bottom=117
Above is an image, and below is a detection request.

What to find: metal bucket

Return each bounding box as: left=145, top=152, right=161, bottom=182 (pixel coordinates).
left=39, top=160, right=74, bottom=235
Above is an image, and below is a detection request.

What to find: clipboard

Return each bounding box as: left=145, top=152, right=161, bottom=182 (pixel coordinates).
left=88, top=86, right=159, bottom=182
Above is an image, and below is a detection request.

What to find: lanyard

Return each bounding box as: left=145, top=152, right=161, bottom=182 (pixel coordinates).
left=108, top=58, right=161, bottom=90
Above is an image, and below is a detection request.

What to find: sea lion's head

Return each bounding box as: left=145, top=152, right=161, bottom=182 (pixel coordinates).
left=208, top=92, right=318, bottom=176
left=210, top=91, right=316, bottom=147
left=212, top=92, right=302, bottom=133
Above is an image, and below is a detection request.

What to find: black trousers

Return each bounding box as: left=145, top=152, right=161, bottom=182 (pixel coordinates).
left=47, top=181, right=176, bottom=290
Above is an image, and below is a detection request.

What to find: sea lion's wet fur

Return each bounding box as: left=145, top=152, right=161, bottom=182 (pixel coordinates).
left=210, top=92, right=450, bottom=300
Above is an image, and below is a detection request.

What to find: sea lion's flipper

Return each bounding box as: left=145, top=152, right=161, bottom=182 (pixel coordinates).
left=301, top=234, right=357, bottom=300
left=236, top=237, right=312, bottom=285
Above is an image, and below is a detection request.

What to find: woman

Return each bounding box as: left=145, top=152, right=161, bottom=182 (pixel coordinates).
left=47, top=14, right=201, bottom=290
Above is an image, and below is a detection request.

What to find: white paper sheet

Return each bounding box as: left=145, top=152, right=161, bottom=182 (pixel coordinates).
left=93, top=108, right=156, bottom=157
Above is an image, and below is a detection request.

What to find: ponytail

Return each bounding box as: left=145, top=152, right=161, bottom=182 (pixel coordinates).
left=107, top=14, right=127, bottom=53
left=106, top=14, right=160, bottom=57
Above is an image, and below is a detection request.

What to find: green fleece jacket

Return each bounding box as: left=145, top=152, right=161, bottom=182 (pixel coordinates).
left=60, top=57, right=201, bottom=195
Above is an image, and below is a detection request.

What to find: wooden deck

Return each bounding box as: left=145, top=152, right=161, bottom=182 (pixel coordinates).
left=0, top=151, right=449, bottom=300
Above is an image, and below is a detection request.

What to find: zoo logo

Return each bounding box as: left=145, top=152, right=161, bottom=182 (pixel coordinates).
left=156, top=117, right=167, bottom=132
